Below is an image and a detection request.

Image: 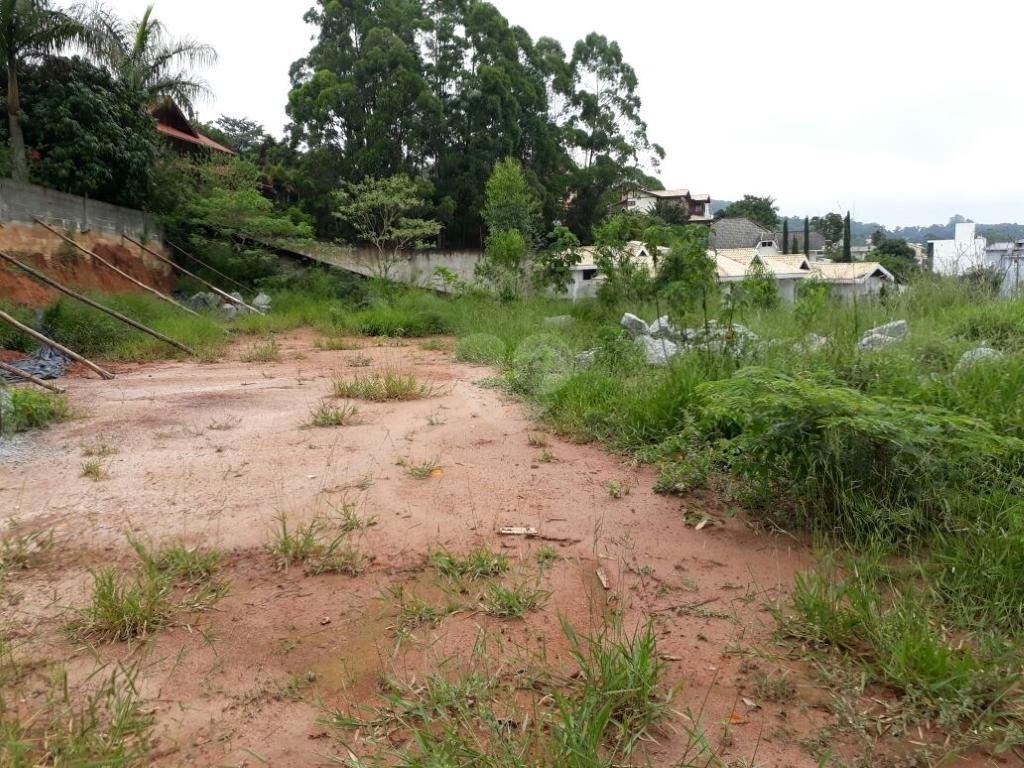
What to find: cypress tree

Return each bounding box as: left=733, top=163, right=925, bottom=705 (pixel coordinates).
left=803, top=217, right=810, bottom=257
left=842, top=212, right=852, bottom=262
left=782, top=219, right=789, bottom=254
left=791, top=235, right=799, bottom=254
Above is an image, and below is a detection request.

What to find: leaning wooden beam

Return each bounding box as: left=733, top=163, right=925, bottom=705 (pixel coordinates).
left=0, top=359, right=65, bottom=393
left=32, top=218, right=200, bottom=318
left=0, top=309, right=113, bottom=380
left=165, top=239, right=249, bottom=292
left=0, top=250, right=195, bottom=355
left=121, top=234, right=264, bottom=315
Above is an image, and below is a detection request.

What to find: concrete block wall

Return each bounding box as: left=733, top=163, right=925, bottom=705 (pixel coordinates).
left=0, top=182, right=173, bottom=306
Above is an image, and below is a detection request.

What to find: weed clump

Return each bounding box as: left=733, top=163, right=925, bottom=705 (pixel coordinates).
left=455, top=333, right=505, bottom=365
left=305, top=400, right=360, bottom=428
left=1, top=388, right=70, bottom=433
left=429, top=547, right=508, bottom=581
left=332, top=370, right=435, bottom=401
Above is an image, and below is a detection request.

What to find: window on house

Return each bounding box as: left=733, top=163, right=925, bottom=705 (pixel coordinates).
left=582, top=269, right=598, bottom=281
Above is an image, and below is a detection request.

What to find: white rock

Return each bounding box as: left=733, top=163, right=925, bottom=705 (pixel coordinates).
left=858, top=320, right=908, bottom=350
left=649, top=315, right=680, bottom=340
left=639, top=335, right=678, bottom=366
left=253, top=292, right=272, bottom=311
left=620, top=313, right=650, bottom=337
left=955, top=346, right=1002, bottom=371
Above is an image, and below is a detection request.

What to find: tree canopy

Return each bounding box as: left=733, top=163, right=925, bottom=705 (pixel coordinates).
left=716, top=195, right=779, bottom=230
left=287, top=0, right=660, bottom=248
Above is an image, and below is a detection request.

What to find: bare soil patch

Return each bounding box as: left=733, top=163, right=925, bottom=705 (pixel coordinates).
left=1, top=330, right=826, bottom=766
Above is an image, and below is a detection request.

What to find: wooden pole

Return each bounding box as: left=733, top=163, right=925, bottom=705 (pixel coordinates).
left=0, top=250, right=195, bottom=355
left=0, top=309, right=113, bottom=380
left=32, top=218, right=200, bottom=318
left=121, top=234, right=264, bottom=315
left=165, top=239, right=249, bottom=292
left=0, top=360, right=65, bottom=393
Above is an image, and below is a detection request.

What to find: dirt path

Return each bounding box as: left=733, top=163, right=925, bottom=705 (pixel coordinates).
left=0, top=331, right=824, bottom=766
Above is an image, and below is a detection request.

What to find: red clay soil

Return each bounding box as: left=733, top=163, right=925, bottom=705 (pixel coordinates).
left=0, top=243, right=174, bottom=307
left=0, top=332, right=923, bottom=766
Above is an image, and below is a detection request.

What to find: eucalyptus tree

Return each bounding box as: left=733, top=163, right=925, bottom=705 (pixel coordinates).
left=1, top=0, right=92, bottom=181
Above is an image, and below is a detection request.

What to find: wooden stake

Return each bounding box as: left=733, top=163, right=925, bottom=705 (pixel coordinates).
left=0, top=250, right=195, bottom=355
left=0, top=359, right=65, bottom=393
left=121, top=234, right=264, bottom=315
left=165, top=239, right=249, bottom=292
left=32, top=218, right=200, bottom=318
left=0, top=309, right=113, bottom=380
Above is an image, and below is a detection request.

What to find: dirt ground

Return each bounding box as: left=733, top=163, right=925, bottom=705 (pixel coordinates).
left=1, top=330, right=835, bottom=766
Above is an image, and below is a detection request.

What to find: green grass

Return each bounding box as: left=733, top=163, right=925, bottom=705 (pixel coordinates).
left=80, top=459, right=107, bottom=481
left=43, top=294, right=228, bottom=361
left=332, top=370, right=435, bottom=401
left=481, top=579, right=549, bottom=618
left=305, top=400, right=360, bottom=428
left=428, top=547, right=509, bottom=581
left=455, top=333, right=506, bottom=364
left=399, top=456, right=441, bottom=479
left=2, top=388, right=70, bottom=433
left=240, top=337, right=280, bottom=362
left=68, top=539, right=227, bottom=642
left=266, top=511, right=370, bottom=575
left=0, top=520, right=53, bottom=579
left=0, top=662, right=154, bottom=766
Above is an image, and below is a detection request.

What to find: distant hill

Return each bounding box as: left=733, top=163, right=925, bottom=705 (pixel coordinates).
left=712, top=201, right=1024, bottom=246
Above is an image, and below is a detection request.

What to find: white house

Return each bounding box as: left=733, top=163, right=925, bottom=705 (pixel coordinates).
left=609, top=188, right=714, bottom=223
left=928, top=223, right=988, bottom=275
left=564, top=240, right=654, bottom=302
left=984, top=240, right=1024, bottom=297
left=810, top=262, right=896, bottom=299
left=711, top=240, right=811, bottom=302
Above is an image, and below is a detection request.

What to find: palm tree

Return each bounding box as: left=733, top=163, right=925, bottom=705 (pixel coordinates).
left=91, top=3, right=216, bottom=116
left=1, top=0, right=91, bottom=181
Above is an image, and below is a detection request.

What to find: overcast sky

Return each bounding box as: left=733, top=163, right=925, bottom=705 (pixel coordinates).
left=90, top=0, right=1023, bottom=228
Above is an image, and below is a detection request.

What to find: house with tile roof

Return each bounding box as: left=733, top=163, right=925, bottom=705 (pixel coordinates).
left=810, top=262, right=895, bottom=299
left=710, top=241, right=811, bottom=301
left=609, top=187, right=713, bottom=223
left=151, top=100, right=234, bottom=156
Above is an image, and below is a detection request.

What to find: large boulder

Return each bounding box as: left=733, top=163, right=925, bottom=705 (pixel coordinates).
left=649, top=315, right=682, bottom=340
left=858, top=320, right=908, bottom=350
left=187, top=292, right=222, bottom=311
left=253, top=293, right=272, bottom=312
left=639, top=335, right=678, bottom=366
left=956, top=346, right=1003, bottom=372
left=620, top=313, right=650, bottom=338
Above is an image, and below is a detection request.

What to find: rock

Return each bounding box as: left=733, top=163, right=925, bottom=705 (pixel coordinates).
left=650, top=315, right=681, bottom=340
left=575, top=349, right=596, bottom=367
left=639, top=335, right=678, bottom=366
left=186, top=292, right=222, bottom=311
left=956, top=346, right=1003, bottom=371
left=795, top=333, right=828, bottom=352
left=543, top=315, right=573, bottom=328
left=858, top=320, right=908, bottom=350
left=253, top=292, right=272, bottom=312
left=620, top=312, right=650, bottom=338
left=221, top=304, right=239, bottom=319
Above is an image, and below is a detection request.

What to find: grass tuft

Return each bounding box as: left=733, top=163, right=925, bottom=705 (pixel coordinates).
left=332, top=369, right=435, bottom=401
left=305, top=400, right=360, bottom=428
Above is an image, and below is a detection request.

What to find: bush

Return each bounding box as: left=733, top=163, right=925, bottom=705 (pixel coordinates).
left=699, top=368, right=1024, bottom=544
left=2, top=388, right=70, bottom=433
left=0, top=302, right=39, bottom=352
left=455, top=334, right=505, bottom=365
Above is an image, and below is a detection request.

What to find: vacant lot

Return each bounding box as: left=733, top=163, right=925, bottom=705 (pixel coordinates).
left=0, top=330, right=826, bottom=767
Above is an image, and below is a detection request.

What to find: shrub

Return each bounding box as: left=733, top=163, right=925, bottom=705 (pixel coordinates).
left=3, top=389, right=70, bottom=433
left=0, top=302, right=39, bottom=352
left=699, top=368, right=1024, bottom=544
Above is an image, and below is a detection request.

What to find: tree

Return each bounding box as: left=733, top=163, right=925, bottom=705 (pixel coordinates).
left=6, top=56, right=155, bottom=207
left=870, top=228, right=885, bottom=247
left=782, top=219, right=789, bottom=254
left=333, top=175, right=441, bottom=279
left=791, top=235, right=799, bottom=254
left=481, top=158, right=542, bottom=247
left=717, top=195, right=779, bottom=230
left=205, top=116, right=268, bottom=156
left=872, top=236, right=918, bottom=282
left=91, top=3, right=216, bottom=114
left=803, top=217, right=810, bottom=257
left=812, top=212, right=844, bottom=245
left=841, top=212, right=852, bottom=262
left=1, top=0, right=92, bottom=181
left=532, top=225, right=581, bottom=293
left=655, top=224, right=716, bottom=327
